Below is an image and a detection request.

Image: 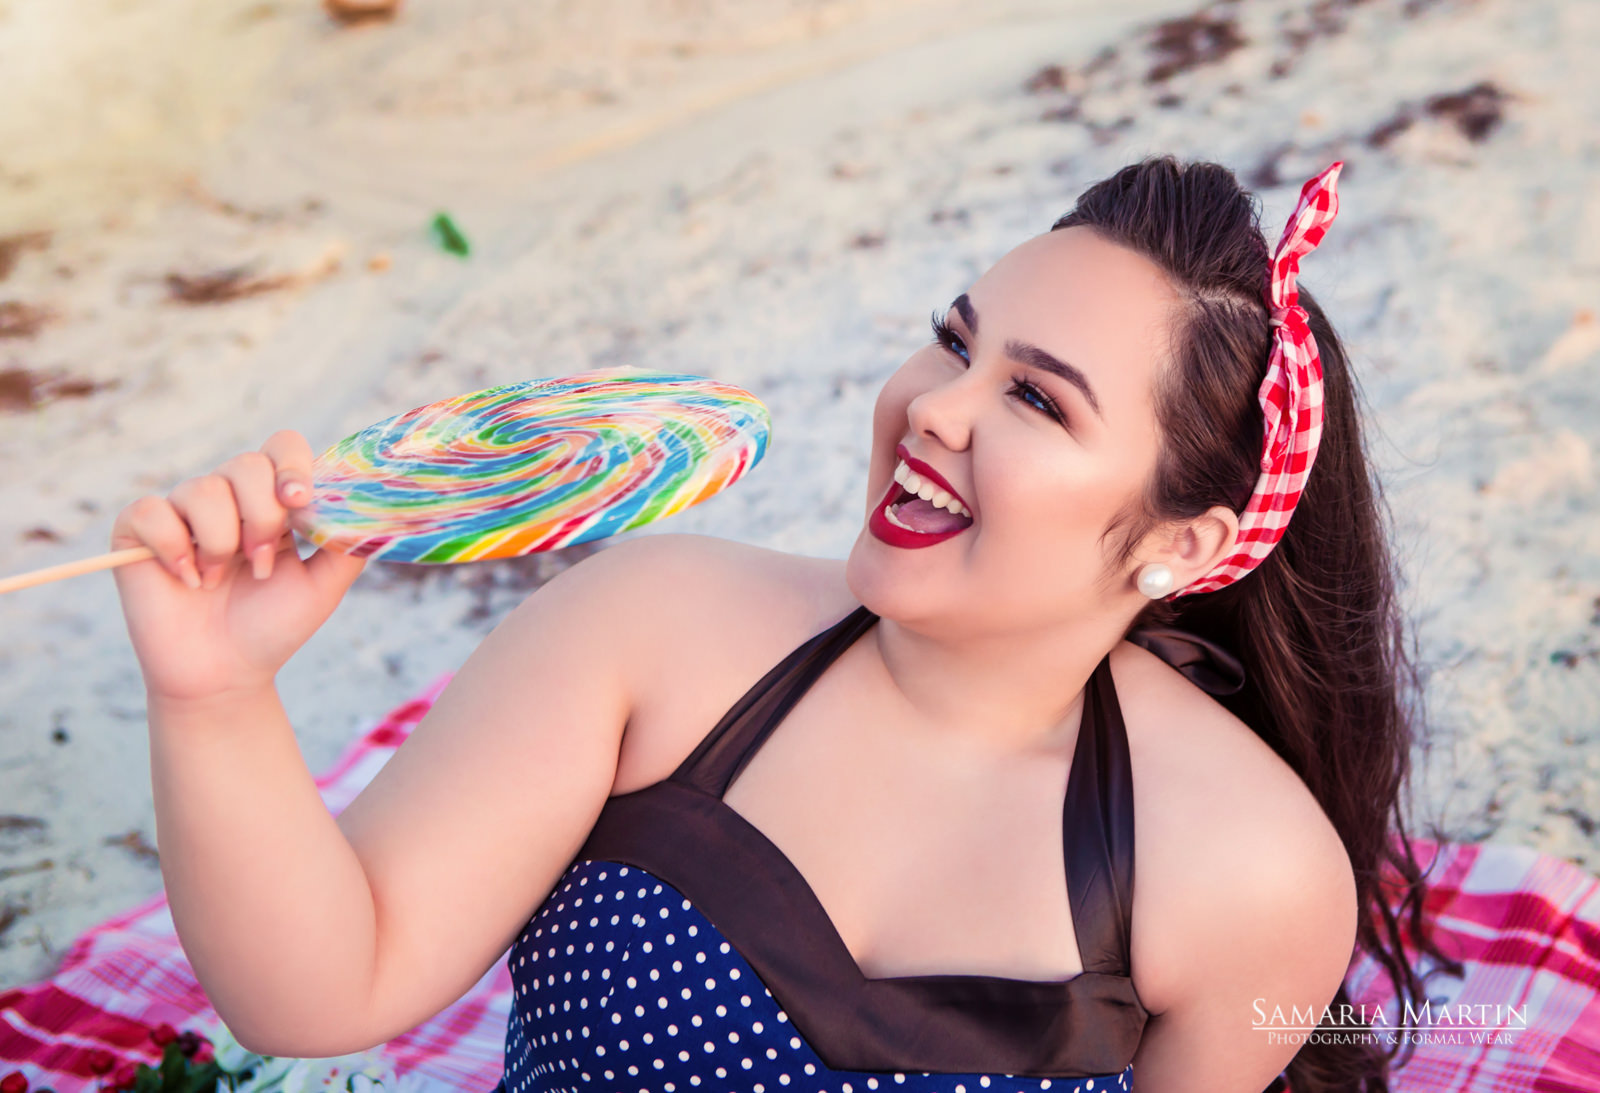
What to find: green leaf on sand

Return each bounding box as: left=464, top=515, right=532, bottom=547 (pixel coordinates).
left=430, top=212, right=471, bottom=257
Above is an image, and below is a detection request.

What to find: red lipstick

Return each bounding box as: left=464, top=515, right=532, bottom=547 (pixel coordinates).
left=867, top=444, right=974, bottom=549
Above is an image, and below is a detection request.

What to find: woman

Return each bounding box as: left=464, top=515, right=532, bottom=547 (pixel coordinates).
left=110, top=156, right=1459, bottom=1093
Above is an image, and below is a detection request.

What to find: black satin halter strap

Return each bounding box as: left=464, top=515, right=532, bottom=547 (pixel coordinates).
left=1063, top=639, right=1137, bottom=977
left=1125, top=624, right=1247, bottom=696
left=671, top=604, right=1136, bottom=979
left=669, top=604, right=883, bottom=798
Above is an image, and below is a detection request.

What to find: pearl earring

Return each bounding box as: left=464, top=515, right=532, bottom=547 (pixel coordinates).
left=1136, top=562, right=1175, bottom=600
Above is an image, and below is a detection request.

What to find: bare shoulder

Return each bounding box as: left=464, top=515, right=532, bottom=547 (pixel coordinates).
left=1108, top=640, right=1358, bottom=1017
left=577, top=533, right=853, bottom=793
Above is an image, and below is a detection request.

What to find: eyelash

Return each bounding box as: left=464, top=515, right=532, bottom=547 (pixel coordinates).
left=928, top=311, right=1066, bottom=425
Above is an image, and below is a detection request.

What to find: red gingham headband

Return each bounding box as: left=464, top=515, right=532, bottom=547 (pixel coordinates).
left=1175, top=160, right=1343, bottom=598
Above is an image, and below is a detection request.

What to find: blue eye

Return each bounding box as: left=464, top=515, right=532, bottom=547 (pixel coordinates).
left=1006, top=378, right=1063, bottom=420
left=929, top=311, right=970, bottom=363
left=928, top=310, right=1066, bottom=425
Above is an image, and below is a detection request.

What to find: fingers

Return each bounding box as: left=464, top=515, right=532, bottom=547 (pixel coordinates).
left=109, top=430, right=318, bottom=591
left=112, top=495, right=205, bottom=590
left=167, top=474, right=243, bottom=589
left=261, top=429, right=316, bottom=510
left=220, top=450, right=299, bottom=579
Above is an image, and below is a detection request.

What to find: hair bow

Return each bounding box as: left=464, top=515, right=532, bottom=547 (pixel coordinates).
left=1177, top=160, right=1343, bottom=598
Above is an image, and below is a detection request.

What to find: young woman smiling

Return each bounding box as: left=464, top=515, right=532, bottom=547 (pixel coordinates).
left=111, top=156, right=1458, bottom=1093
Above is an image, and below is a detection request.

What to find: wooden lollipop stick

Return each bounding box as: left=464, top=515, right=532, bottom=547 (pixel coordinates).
left=0, top=546, right=157, bottom=596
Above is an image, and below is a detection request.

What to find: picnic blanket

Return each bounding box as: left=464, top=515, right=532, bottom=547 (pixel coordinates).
left=3, top=674, right=1598, bottom=1092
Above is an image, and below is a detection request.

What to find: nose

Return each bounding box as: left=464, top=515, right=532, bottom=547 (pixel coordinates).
left=904, top=365, right=975, bottom=455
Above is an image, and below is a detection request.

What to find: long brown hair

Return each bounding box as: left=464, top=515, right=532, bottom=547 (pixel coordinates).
left=1053, top=156, right=1464, bottom=1092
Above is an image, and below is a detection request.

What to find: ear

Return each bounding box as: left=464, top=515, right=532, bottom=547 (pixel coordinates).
left=1156, top=505, right=1240, bottom=592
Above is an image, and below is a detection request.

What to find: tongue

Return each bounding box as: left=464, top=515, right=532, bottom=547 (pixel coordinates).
left=892, top=495, right=972, bottom=534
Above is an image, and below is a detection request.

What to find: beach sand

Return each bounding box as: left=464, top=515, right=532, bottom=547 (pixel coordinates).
left=1, top=0, right=1596, bottom=991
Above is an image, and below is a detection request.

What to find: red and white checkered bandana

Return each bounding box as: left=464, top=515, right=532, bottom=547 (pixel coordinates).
left=1175, top=160, right=1344, bottom=598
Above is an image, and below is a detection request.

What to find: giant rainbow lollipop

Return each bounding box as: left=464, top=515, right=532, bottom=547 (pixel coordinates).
left=292, top=367, right=770, bottom=562
left=0, top=367, right=771, bottom=593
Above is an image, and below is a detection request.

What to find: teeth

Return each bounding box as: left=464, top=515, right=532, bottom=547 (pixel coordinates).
left=892, top=459, right=972, bottom=518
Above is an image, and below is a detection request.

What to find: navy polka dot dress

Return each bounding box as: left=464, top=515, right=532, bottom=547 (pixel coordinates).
left=494, top=606, right=1149, bottom=1093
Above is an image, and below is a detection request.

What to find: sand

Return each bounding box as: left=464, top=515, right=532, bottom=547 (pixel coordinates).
left=1, top=0, right=1596, bottom=992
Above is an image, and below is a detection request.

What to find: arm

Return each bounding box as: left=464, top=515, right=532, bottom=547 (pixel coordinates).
left=149, top=684, right=383, bottom=1057
left=153, top=533, right=666, bottom=1058
left=332, top=535, right=656, bottom=1054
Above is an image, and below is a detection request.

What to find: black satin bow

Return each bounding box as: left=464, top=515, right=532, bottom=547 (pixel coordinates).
left=1124, top=626, right=1247, bottom=696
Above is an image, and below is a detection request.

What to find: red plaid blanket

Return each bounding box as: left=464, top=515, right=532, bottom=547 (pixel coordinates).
left=3, top=676, right=1597, bottom=1092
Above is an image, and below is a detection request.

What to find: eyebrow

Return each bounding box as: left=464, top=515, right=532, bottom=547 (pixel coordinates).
left=950, top=293, right=1105, bottom=421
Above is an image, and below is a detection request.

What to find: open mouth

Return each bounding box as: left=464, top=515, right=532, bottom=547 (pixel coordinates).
left=869, top=449, right=975, bottom=547
left=883, top=483, right=975, bottom=535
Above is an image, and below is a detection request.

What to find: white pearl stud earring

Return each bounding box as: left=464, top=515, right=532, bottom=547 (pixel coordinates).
left=1136, top=562, right=1176, bottom=600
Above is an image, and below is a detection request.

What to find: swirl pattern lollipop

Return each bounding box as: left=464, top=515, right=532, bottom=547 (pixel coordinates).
left=290, top=368, right=771, bottom=562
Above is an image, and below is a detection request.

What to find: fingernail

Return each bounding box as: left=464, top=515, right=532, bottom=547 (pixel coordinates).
left=251, top=544, right=274, bottom=580
left=202, top=564, right=224, bottom=590
left=282, top=480, right=308, bottom=503
left=177, top=558, right=202, bottom=591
